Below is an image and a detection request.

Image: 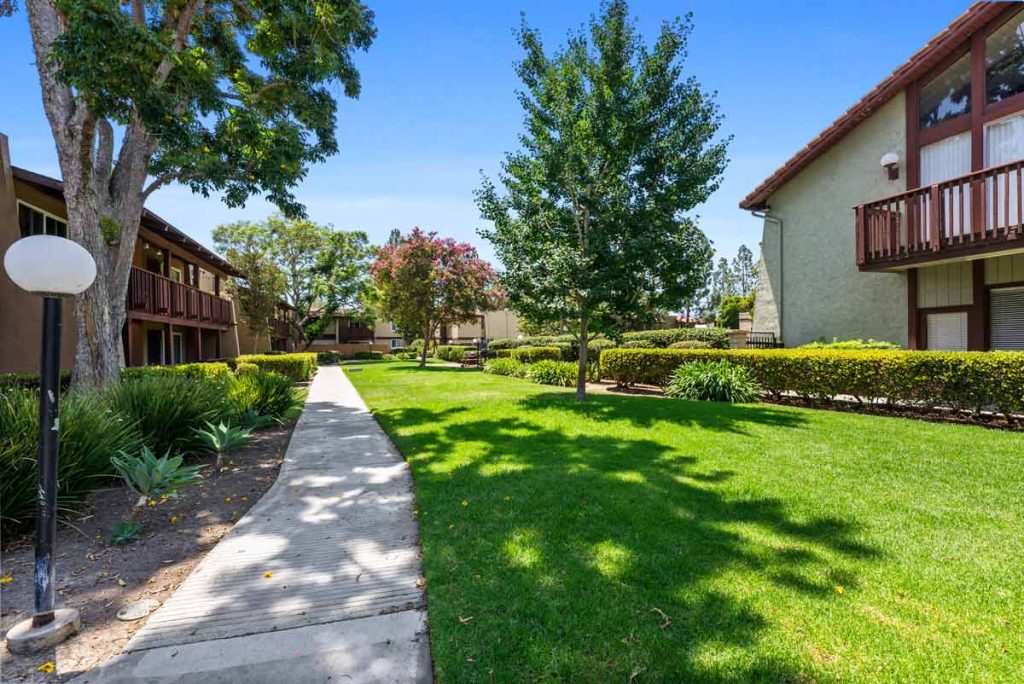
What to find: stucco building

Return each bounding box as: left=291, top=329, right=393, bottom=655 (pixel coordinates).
left=1, top=133, right=246, bottom=373
left=743, top=3, right=1024, bottom=351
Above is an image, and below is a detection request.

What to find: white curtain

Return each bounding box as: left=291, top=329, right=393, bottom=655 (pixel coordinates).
left=984, top=113, right=1024, bottom=230
left=921, top=131, right=972, bottom=240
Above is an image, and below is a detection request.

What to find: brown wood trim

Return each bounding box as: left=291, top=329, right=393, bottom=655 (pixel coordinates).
left=917, top=304, right=971, bottom=314
left=987, top=279, right=1024, bottom=290
left=859, top=239, right=1024, bottom=272
left=906, top=81, right=920, bottom=189
left=907, top=268, right=920, bottom=349
left=138, top=226, right=232, bottom=280
left=968, top=259, right=987, bottom=350
left=127, top=311, right=230, bottom=331
left=982, top=91, right=1024, bottom=124
left=918, top=113, right=971, bottom=147
left=970, top=32, right=985, bottom=173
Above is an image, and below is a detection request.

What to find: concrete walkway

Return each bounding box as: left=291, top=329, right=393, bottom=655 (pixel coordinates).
left=75, top=366, right=431, bottom=683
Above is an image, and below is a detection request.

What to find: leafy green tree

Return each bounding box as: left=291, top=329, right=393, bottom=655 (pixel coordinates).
left=265, top=216, right=372, bottom=349
left=212, top=222, right=285, bottom=353
left=717, top=293, right=754, bottom=330
left=18, top=0, right=375, bottom=386
left=476, top=0, right=728, bottom=399
left=370, top=229, right=498, bottom=367
left=732, top=244, right=758, bottom=295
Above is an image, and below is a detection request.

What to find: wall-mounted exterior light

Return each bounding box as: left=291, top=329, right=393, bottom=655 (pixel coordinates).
left=880, top=152, right=900, bottom=181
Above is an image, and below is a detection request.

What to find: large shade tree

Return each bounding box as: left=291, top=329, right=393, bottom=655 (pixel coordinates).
left=214, top=216, right=371, bottom=349
left=17, top=0, right=375, bottom=387
left=476, top=0, right=728, bottom=399
left=371, top=228, right=498, bottom=367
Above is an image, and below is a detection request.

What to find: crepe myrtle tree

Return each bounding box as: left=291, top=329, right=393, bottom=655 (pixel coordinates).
left=476, top=0, right=728, bottom=399
left=371, top=228, right=499, bottom=368
left=17, top=0, right=375, bottom=387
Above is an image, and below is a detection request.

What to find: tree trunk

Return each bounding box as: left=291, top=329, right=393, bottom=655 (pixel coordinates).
left=26, top=0, right=152, bottom=389
left=419, top=322, right=431, bottom=368
left=575, top=315, right=589, bottom=401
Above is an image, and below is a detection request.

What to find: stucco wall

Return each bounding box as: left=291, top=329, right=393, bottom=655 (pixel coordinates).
left=755, top=95, right=909, bottom=347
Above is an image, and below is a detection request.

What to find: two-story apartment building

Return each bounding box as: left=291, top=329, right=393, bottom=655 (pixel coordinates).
left=1, top=134, right=244, bottom=372
left=743, top=3, right=1024, bottom=351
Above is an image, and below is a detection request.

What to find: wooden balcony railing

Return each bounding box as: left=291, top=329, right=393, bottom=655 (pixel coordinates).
left=270, top=317, right=290, bottom=339
left=856, top=158, right=1023, bottom=270
left=128, top=267, right=233, bottom=326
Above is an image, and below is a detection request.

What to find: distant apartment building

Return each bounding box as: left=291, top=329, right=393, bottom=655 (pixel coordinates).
left=0, top=133, right=247, bottom=373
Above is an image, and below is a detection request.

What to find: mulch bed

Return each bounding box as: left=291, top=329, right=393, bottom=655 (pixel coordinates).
left=0, top=420, right=295, bottom=682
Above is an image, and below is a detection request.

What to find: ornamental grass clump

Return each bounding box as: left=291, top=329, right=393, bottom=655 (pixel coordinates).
left=228, top=370, right=297, bottom=420
left=483, top=358, right=529, bottom=378
left=665, top=361, right=761, bottom=403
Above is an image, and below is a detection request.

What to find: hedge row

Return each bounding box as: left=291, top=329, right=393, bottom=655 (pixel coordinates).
left=600, top=348, right=1024, bottom=416
left=0, top=370, right=72, bottom=392
left=235, top=353, right=317, bottom=381
left=436, top=345, right=473, bottom=362
left=620, top=328, right=729, bottom=349
left=121, top=362, right=234, bottom=385
left=510, top=346, right=563, bottom=363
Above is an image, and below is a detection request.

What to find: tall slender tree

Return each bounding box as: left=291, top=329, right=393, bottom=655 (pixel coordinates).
left=18, top=0, right=375, bottom=387
left=477, top=0, right=728, bottom=399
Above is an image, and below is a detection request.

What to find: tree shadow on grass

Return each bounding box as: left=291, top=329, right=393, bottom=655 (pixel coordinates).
left=372, top=402, right=882, bottom=682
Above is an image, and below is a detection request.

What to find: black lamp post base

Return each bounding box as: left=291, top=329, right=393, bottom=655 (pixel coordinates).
left=5, top=607, right=81, bottom=653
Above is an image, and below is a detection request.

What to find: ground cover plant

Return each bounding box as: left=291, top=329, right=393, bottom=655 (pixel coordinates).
left=347, top=362, right=1024, bottom=682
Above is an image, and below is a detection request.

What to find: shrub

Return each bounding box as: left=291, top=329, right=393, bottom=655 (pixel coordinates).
left=235, top=353, right=317, bottom=381
left=317, top=350, right=344, bottom=365
left=600, top=348, right=1024, bottom=418
left=525, top=360, right=578, bottom=387
left=620, top=338, right=656, bottom=349
left=107, top=374, right=227, bottom=454
left=435, top=345, right=470, bottom=362
left=620, top=328, right=730, bottom=349
left=511, top=346, right=563, bottom=363
left=354, top=350, right=384, bottom=360
left=234, top=362, right=259, bottom=376
left=193, top=420, right=253, bottom=468
left=112, top=446, right=203, bottom=506
left=408, top=338, right=425, bottom=353
left=1, top=388, right=142, bottom=533
left=665, top=361, right=760, bottom=403
left=0, top=370, right=72, bottom=393
left=585, top=338, right=616, bottom=364
left=121, top=362, right=233, bottom=388
left=799, top=338, right=901, bottom=350
left=228, top=370, right=297, bottom=419
left=110, top=520, right=144, bottom=545
left=493, top=349, right=514, bottom=358
left=668, top=340, right=711, bottom=350
left=483, top=358, right=529, bottom=378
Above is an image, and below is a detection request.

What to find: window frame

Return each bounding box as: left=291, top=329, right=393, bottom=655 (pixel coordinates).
left=17, top=200, right=68, bottom=238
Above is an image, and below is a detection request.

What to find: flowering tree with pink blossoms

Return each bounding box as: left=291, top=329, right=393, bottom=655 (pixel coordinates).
left=371, top=228, right=499, bottom=367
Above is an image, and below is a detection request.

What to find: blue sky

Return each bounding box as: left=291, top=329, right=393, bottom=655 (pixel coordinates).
left=0, top=0, right=969, bottom=266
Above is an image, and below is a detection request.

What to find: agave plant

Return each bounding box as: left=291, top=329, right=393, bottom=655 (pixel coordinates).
left=110, top=520, right=144, bottom=545
left=233, top=409, right=278, bottom=431
left=193, top=421, right=253, bottom=469
left=112, top=446, right=204, bottom=507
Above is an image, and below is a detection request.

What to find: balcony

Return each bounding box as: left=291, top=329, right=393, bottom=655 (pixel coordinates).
left=128, top=266, right=233, bottom=327
left=856, top=158, right=1024, bottom=271
left=270, top=316, right=290, bottom=339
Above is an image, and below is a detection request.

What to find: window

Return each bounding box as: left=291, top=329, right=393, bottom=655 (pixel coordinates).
left=986, top=8, right=1024, bottom=105
left=170, top=266, right=183, bottom=283
left=390, top=338, right=403, bottom=349
left=919, top=54, right=971, bottom=129
left=18, top=202, right=67, bottom=238
left=926, top=311, right=968, bottom=351
left=990, top=287, right=1024, bottom=351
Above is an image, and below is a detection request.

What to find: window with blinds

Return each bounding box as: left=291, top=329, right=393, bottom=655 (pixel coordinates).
left=990, top=287, right=1024, bottom=351
left=926, top=311, right=968, bottom=351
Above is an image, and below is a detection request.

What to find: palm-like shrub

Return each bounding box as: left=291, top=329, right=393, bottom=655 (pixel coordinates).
left=228, top=370, right=296, bottom=419
left=193, top=420, right=253, bottom=468
left=665, top=361, right=760, bottom=403
left=112, top=446, right=204, bottom=506
left=106, top=374, right=228, bottom=454
left=1, top=389, right=142, bottom=533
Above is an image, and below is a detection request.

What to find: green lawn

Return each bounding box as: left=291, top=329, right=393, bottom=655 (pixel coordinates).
left=346, top=363, right=1023, bottom=683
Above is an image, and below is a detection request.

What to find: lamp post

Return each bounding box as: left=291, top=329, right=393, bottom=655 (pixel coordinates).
left=4, top=235, right=96, bottom=653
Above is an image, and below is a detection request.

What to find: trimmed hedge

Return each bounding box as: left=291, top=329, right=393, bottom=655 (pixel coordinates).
left=354, top=351, right=384, bottom=360
left=511, top=346, right=563, bottom=363
left=483, top=358, right=529, bottom=379
left=799, top=338, right=900, bottom=350
left=235, top=353, right=317, bottom=381
left=620, top=328, right=729, bottom=349
left=436, top=345, right=471, bottom=362
left=0, top=369, right=73, bottom=392
left=600, top=348, right=1024, bottom=417
left=121, top=362, right=233, bottom=386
